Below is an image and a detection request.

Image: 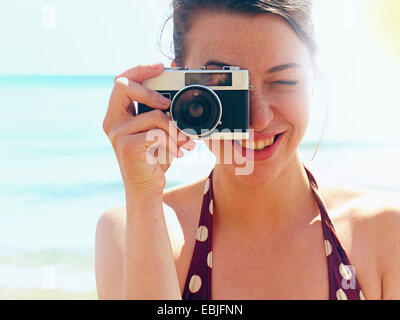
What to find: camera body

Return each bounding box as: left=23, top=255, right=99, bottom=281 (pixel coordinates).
left=138, top=66, right=250, bottom=140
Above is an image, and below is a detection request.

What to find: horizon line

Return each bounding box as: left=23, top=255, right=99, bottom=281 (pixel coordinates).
left=0, top=74, right=115, bottom=77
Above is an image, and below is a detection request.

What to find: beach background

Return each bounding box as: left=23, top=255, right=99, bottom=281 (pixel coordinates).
left=0, top=0, right=399, bottom=299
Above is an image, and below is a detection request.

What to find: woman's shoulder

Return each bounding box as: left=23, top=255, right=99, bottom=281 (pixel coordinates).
left=162, top=178, right=208, bottom=262
left=96, top=176, right=207, bottom=240
left=319, top=182, right=400, bottom=234
left=95, top=177, right=207, bottom=298
left=320, top=183, right=400, bottom=299
left=319, top=183, right=400, bottom=219
left=96, top=176, right=207, bottom=224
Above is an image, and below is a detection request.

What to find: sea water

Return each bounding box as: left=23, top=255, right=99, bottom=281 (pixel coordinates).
left=0, top=76, right=399, bottom=299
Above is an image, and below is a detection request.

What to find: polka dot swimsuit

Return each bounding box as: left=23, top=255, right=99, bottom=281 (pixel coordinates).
left=182, top=167, right=366, bottom=300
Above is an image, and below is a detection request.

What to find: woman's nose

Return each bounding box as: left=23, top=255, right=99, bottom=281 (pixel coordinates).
left=249, top=87, right=274, bottom=132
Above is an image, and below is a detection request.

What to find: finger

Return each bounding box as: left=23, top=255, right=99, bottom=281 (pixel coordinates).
left=116, top=63, right=165, bottom=84
left=108, top=109, right=180, bottom=151
left=137, top=112, right=197, bottom=151
left=104, top=78, right=170, bottom=135
left=113, top=77, right=171, bottom=113
left=142, top=129, right=184, bottom=163
left=107, top=106, right=197, bottom=153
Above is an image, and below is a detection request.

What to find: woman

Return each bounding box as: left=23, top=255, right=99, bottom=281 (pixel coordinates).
left=96, top=0, right=400, bottom=300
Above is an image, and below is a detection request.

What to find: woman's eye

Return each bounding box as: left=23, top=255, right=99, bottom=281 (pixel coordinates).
left=272, top=81, right=298, bottom=86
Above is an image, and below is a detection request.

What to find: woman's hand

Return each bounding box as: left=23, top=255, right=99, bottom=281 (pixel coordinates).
left=103, top=63, right=196, bottom=197
left=99, top=64, right=191, bottom=299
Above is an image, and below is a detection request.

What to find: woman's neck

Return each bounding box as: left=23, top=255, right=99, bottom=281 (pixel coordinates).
left=212, top=153, right=318, bottom=236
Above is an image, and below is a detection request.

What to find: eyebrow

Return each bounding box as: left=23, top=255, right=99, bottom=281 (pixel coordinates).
left=204, top=60, right=301, bottom=73
left=268, top=63, right=300, bottom=73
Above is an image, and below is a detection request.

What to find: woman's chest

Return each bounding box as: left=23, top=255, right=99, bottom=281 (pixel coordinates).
left=173, top=198, right=381, bottom=300
left=210, top=228, right=330, bottom=299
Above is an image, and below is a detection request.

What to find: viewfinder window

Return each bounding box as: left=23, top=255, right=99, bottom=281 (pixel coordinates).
left=185, top=73, right=232, bottom=86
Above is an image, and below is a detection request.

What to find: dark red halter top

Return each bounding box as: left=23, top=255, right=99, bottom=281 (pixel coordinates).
left=182, top=167, right=365, bottom=300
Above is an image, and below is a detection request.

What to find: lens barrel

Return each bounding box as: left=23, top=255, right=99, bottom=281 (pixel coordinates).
left=170, top=85, right=222, bottom=139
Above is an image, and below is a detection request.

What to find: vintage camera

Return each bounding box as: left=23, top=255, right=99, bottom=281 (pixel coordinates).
left=138, top=66, right=250, bottom=140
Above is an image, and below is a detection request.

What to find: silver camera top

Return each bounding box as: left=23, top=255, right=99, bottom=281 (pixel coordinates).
left=166, top=65, right=241, bottom=71
left=143, top=66, right=249, bottom=91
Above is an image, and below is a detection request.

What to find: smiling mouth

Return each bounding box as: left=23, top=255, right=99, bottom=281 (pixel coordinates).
left=234, top=133, right=282, bottom=151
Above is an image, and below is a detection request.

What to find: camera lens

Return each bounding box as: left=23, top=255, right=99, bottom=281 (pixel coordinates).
left=184, top=101, right=208, bottom=124
left=171, top=85, right=222, bottom=138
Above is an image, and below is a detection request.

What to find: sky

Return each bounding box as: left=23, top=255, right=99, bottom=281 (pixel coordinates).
left=0, top=0, right=173, bottom=75
left=0, top=0, right=399, bottom=143
left=0, top=0, right=398, bottom=76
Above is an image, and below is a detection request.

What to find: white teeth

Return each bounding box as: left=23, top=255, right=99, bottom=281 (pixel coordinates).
left=237, top=136, right=277, bottom=150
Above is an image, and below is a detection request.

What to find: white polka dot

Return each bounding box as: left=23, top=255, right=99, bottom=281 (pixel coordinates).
left=204, top=178, right=210, bottom=195
left=360, top=290, right=365, bottom=300
left=209, top=199, right=214, bottom=215
left=196, top=225, right=208, bottom=242
left=207, top=251, right=212, bottom=269
left=189, top=275, right=202, bottom=293
left=324, top=240, right=332, bottom=256
left=339, top=263, right=353, bottom=281
left=336, top=289, right=348, bottom=300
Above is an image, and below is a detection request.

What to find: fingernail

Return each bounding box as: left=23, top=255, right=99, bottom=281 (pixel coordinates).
left=115, top=77, right=129, bottom=86
left=159, top=96, right=171, bottom=106
left=178, top=149, right=185, bottom=158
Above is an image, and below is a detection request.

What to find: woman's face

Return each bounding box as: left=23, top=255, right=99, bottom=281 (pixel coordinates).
left=183, top=12, right=315, bottom=184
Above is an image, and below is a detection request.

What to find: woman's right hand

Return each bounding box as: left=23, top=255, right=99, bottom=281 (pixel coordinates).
left=103, top=63, right=196, bottom=197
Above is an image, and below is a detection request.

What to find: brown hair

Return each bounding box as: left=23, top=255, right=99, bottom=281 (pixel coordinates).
left=170, top=0, right=317, bottom=67
left=159, top=0, right=323, bottom=159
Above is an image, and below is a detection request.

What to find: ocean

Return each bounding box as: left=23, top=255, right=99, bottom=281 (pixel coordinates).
left=0, top=76, right=399, bottom=299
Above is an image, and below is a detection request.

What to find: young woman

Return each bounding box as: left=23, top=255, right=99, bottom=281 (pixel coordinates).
left=96, top=0, right=400, bottom=300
